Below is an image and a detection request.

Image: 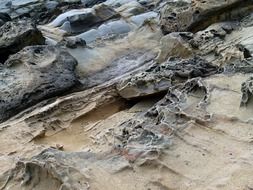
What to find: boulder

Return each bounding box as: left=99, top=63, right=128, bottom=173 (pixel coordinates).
left=0, top=45, right=78, bottom=122
left=0, top=20, right=45, bottom=63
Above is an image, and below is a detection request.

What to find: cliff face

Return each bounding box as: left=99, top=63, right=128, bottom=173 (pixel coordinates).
left=0, top=1, right=253, bottom=190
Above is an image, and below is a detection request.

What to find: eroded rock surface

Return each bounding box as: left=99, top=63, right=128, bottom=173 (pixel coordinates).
left=160, top=0, right=253, bottom=34
left=0, top=45, right=78, bottom=122
left=0, top=19, right=45, bottom=63
left=117, top=57, right=219, bottom=99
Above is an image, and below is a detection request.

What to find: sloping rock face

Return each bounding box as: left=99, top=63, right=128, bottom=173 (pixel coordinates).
left=0, top=20, right=45, bottom=63
left=117, top=57, right=219, bottom=99
left=1, top=0, right=253, bottom=190
left=160, top=0, right=253, bottom=34
left=0, top=45, right=78, bottom=122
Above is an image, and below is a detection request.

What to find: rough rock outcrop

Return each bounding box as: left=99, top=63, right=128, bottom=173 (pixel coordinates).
left=0, top=45, right=78, bottom=122
left=116, top=57, right=219, bottom=99
left=1, top=1, right=253, bottom=190
left=0, top=20, right=45, bottom=63
left=160, top=0, right=253, bottom=34
left=116, top=78, right=209, bottom=160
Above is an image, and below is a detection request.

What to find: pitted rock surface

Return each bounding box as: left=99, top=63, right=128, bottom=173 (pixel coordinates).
left=0, top=45, right=78, bottom=122
left=0, top=19, right=45, bottom=63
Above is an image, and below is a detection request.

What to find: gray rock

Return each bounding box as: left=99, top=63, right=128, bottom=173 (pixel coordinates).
left=1, top=148, right=131, bottom=190
left=116, top=1, right=145, bottom=18
left=71, top=19, right=131, bottom=43
left=241, top=76, right=253, bottom=106
left=105, top=0, right=136, bottom=8
left=49, top=3, right=119, bottom=34
left=83, top=51, right=155, bottom=87
left=115, top=78, right=210, bottom=164
left=160, top=0, right=253, bottom=34
left=130, top=11, right=158, bottom=26
left=0, top=0, right=85, bottom=24
left=81, top=0, right=106, bottom=7
left=0, top=45, right=78, bottom=122
left=0, top=20, right=45, bottom=63
left=0, top=12, right=11, bottom=26
left=116, top=57, right=219, bottom=99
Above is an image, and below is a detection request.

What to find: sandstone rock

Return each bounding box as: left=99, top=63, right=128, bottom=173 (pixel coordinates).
left=115, top=77, right=209, bottom=165
left=116, top=57, right=219, bottom=99
left=83, top=51, right=155, bottom=87
left=0, top=20, right=45, bottom=63
left=116, top=1, right=145, bottom=18
left=160, top=0, right=253, bottom=34
left=0, top=45, right=78, bottom=122
left=156, top=32, right=193, bottom=63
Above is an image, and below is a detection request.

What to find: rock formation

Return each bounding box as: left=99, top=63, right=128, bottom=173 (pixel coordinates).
left=0, top=0, right=253, bottom=190
left=0, top=19, right=45, bottom=63
left=0, top=45, right=78, bottom=122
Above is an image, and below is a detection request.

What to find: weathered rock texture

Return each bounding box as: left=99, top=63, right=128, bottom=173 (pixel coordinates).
left=160, top=0, right=253, bottom=34
left=0, top=45, right=78, bottom=122
left=0, top=20, right=45, bottom=63
left=0, top=0, right=253, bottom=190
left=117, top=57, right=219, bottom=99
